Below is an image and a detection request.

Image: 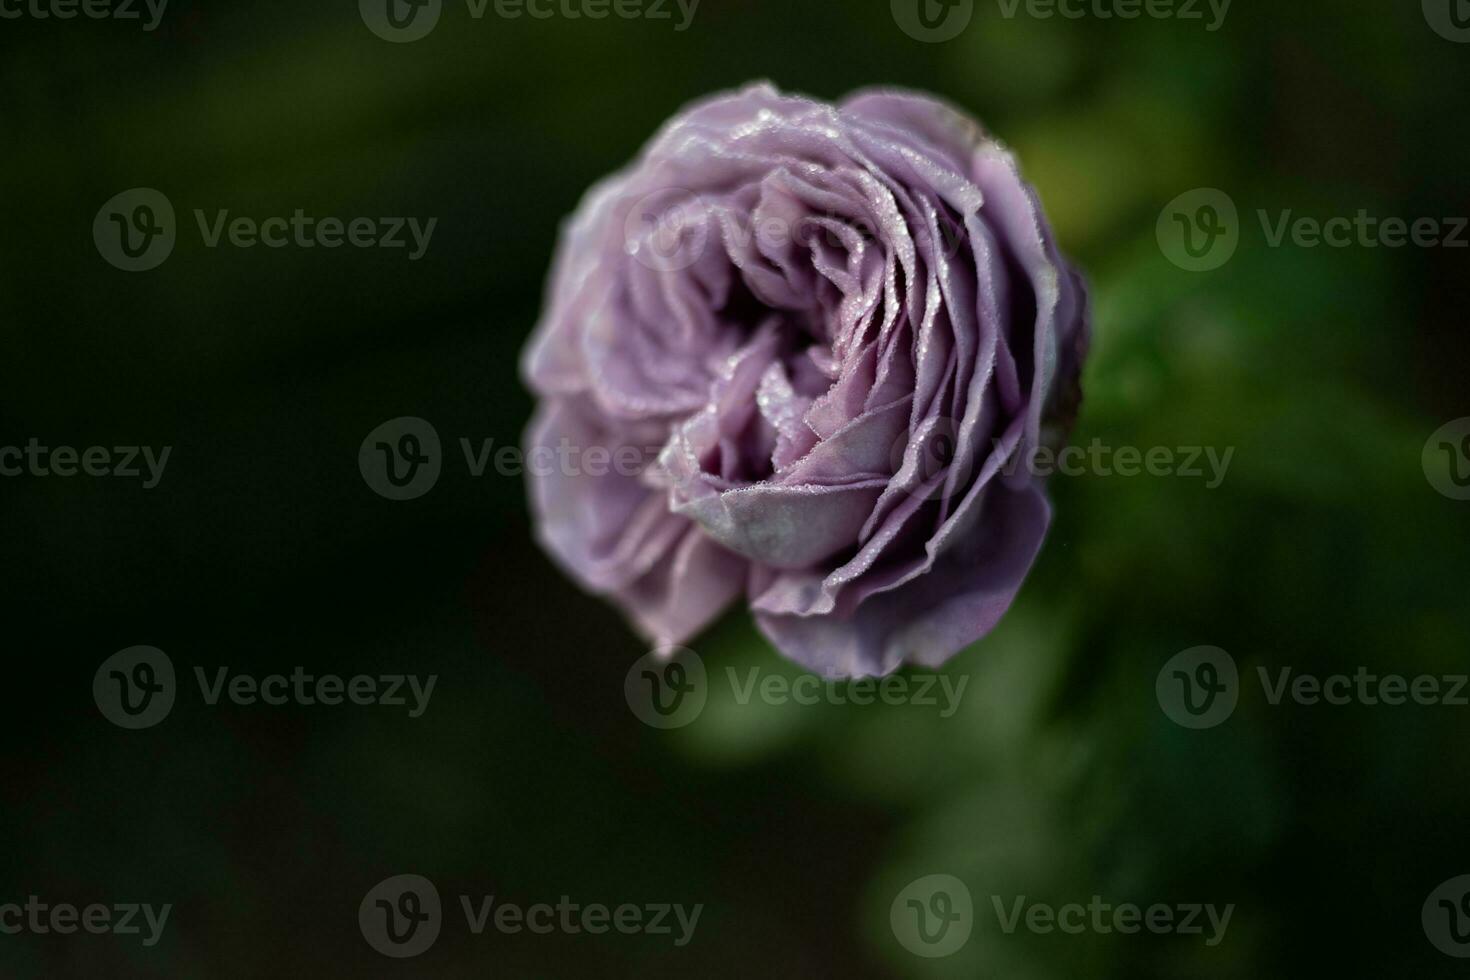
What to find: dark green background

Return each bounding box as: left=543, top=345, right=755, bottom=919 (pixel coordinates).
left=2, top=0, right=1468, bottom=975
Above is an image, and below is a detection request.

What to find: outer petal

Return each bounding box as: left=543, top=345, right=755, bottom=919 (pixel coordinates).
left=524, top=401, right=746, bottom=645
left=752, top=483, right=1051, bottom=678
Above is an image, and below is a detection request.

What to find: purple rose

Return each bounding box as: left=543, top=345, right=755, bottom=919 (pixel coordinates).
left=522, top=82, right=1089, bottom=678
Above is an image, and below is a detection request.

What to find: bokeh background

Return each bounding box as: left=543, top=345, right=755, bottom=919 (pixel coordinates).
left=2, top=0, right=1469, bottom=976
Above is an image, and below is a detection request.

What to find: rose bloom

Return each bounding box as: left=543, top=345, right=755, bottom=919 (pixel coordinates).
left=522, top=82, right=1089, bottom=678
